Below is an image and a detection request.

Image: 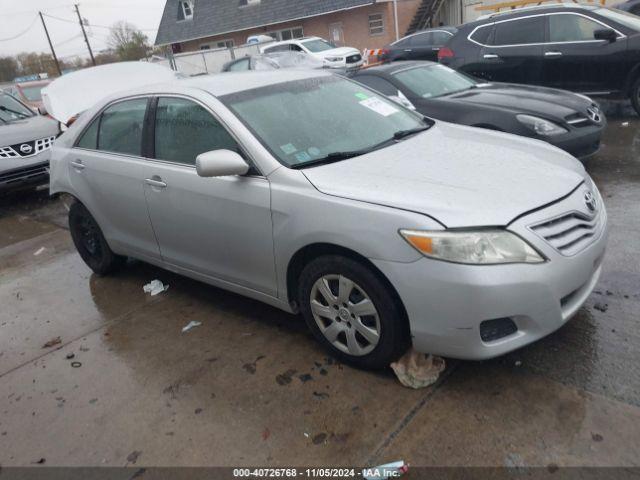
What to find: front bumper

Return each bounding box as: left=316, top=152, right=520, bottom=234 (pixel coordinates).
left=372, top=186, right=608, bottom=360
left=0, top=150, right=51, bottom=193
left=547, top=122, right=605, bottom=159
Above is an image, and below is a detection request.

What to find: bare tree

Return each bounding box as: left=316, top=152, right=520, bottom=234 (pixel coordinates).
left=108, top=21, right=151, bottom=61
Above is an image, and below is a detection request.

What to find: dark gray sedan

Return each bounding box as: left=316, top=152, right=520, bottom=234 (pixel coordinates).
left=351, top=61, right=605, bottom=158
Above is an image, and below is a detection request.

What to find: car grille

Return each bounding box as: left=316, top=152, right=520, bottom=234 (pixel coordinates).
left=0, top=163, right=49, bottom=187
left=565, top=104, right=603, bottom=127
left=0, top=136, right=55, bottom=159
left=346, top=54, right=362, bottom=64
left=530, top=208, right=605, bottom=256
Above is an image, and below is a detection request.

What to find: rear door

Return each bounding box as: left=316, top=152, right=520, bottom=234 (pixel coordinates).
left=69, top=97, right=160, bottom=260
left=408, top=32, right=439, bottom=60
left=542, top=12, right=628, bottom=93
left=476, top=15, right=545, bottom=85
left=142, top=96, right=277, bottom=295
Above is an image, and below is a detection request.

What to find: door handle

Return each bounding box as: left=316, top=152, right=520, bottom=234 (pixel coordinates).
left=432, top=47, right=441, bottom=51
left=70, top=160, right=85, bottom=170
left=145, top=178, right=167, bottom=188
left=545, top=51, right=563, bottom=57
left=483, top=53, right=499, bottom=59
left=404, top=49, right=413, bottom=52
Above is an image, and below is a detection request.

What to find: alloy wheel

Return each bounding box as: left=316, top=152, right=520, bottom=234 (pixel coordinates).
left=309, top=274, right=381, bottom=356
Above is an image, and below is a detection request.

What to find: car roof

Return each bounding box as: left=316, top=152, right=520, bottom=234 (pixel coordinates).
left=475, top=3, right=599, bottom=22
left=356, top=61, right=436, bottom=75
left=124, top=69, right=332, bottom=99
left=392, top=26, right=458, bottom=45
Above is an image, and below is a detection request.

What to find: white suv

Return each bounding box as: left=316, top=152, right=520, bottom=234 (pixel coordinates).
left=259, top=37, right=363, bottom=69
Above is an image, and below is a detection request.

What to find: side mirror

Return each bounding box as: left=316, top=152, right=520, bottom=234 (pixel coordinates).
left=594, top=29, right=617, bottom=42
left=196, top=149, right=249, bottom=177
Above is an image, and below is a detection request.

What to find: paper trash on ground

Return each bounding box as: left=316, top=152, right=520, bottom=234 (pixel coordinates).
left=390, top=348, right=445, bottom=389
left=143, top=280, right=169, bottom=296
left=363, top=460, right=408, bottom=480
left=182, top=321, right=202, bottom=333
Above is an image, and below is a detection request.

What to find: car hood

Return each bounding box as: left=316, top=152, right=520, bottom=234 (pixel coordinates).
left=0, top=115, right=59, bottom=146
left=438, top=83, right=592, bottom=119
left=301, top=122, right=586, bottom=228
left=316, top=47, right=360, bottom=58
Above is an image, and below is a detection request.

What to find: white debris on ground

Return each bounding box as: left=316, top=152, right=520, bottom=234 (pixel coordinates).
left=363, top=460, right=408, bottom=480
left=622, top=122, right=629, bottom=127
left=181, top=321, right=202, bottom=333
left=143, top=280, right=169, bottom=296
left=33, top=247, right=46, bottom=256
left=390, top=348, right=445, bottom=389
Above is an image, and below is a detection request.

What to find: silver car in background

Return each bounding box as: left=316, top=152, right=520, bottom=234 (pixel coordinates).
left=49, top=70, right=608, bottom=369
left=1, top=92, right=59, bottom=193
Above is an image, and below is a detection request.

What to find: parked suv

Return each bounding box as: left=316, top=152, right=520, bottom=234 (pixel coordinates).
left=439, top=5, right=640, bottom=115
left=260, top=37, right=363, bottom=69
left=0, top=92, right=59, bottom=193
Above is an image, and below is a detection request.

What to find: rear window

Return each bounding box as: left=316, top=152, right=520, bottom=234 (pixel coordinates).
left=493, top=17, right=545, bottom=45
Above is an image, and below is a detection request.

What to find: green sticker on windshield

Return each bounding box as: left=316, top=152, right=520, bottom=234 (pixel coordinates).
left=355, top=92, right=369, bottom=100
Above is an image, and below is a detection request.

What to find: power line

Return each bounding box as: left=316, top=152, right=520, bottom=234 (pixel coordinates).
left=0, top=16, right=39, bottom=42
left=42, top=12, right=158, bottom=31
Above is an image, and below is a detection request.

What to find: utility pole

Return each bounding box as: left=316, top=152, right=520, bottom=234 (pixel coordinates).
left=38, top=12, right=62, bottom=76
left=74, top=4, right=96, bottom=66
left=393, top=0, right=400, bottom=42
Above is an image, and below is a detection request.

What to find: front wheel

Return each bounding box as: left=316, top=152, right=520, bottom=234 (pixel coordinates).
left=68, top=201, right=125, bottom=275
left=631, top=77, right=640, bottom=117
left=298, top=255, right=410, bottom=370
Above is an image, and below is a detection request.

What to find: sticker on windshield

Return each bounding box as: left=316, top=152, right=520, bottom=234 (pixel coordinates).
left=294, top=151, right=311, bottom=163
left=280, top=143, right=297, bottom=155
left=359, top=97, right=398, bottom=117
left=355, top=92, right=369, bottom=100
left=308, top=147, right=321, bottom=157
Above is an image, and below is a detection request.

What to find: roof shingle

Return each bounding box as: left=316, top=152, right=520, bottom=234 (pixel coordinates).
left=155, top=0, right=375, bottom=46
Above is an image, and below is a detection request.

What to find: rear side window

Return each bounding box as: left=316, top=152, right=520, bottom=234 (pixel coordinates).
left=431, top=31, right=453, bottom=45
left=469, top=25, right=493, bottom=45
left=228, top=58, right=250, bottom=71
left=264, top=44, right=291, bottom=53
left=493, top=17, right=545, bottom=45
left=549, top=14, right=602, bottom=42
left=98, top=98, right=148, bottom=156
left=154, top=97, right=239, bottom=166
left=410, top=32, right=434, bottom=45
left=77, top=117, right=99, bottom=149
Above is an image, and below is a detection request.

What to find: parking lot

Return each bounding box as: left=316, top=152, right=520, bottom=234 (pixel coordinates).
left=0, top=101, right=639, bottom=470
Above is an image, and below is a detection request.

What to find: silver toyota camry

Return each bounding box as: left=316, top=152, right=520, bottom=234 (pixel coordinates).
left=49, top=70, right=608, bottom=369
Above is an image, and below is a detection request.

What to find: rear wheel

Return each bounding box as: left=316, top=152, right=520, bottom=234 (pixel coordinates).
left=298, top=255, right=410, bottom=370
left=68, top=201, right=125, bottom=275
left=631, top=77, right=640, bottom=117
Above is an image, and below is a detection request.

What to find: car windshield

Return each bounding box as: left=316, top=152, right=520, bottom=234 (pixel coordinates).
left=596, top=8, right=640, bottom=32
left=302, top=39, right=337, bottom=52
left=221, top=76, right=428, bottom=168
left=393, top=64, right=477, bottom=99
left=20, top=85, right=46, bottom=102
left=0, top=93, right=34, bottom=123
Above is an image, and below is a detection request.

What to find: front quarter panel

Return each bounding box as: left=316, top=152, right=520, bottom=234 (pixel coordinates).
left=268, top=167, right=444, bottom=303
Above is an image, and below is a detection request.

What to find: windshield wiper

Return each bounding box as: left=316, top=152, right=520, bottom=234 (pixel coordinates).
left=291, top=137, right=399, bottom=169
left=0, top=106, right=29, bottom=119
left=393, top=124, right=432, bottom=140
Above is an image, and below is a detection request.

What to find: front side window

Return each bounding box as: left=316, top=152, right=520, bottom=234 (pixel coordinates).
left=98, top=98, right=148, bottom=156
left=0, top=93, right=34, bottom=123
left=77, top=117, right=100, bottom=149
left=393, top=65, right=476, bottom=99
left=302, top=39, right=336, bottom=53
left=154, top=97, right=239, bottom=166
left=221, top=76, right=427, bottom=168
left=369, top=13, right=385, bottom=36
left=549, top=14, right=603, bottom=42
left=493, top=17, right=545, bottom=45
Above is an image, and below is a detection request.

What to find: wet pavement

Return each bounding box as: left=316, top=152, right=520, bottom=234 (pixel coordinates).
left=0, top=102, right=639, bottom=469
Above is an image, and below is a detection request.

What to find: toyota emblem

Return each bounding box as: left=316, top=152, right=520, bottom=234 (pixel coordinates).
left=19, top=143, right=33, bottom=154
left=584, top=191, right=597, bottom=212
left=587, top=107, right=601, bottom=124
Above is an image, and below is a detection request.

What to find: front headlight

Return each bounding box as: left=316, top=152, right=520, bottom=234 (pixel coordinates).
left=399, top=229, right=545, bottom=265
left=325, top=57, right=343, bottom=62
left=516, top=114, right=568, bottom=137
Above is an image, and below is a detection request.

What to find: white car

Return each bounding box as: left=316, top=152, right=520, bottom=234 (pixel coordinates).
left=260, top=37, right=363, bottom=69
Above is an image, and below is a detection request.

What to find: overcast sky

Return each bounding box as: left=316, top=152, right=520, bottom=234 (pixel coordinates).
left=0, top=0, right=167, bottom=58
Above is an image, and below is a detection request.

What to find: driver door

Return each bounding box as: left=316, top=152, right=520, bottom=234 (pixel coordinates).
left=142, top=96, right=277, bottom=296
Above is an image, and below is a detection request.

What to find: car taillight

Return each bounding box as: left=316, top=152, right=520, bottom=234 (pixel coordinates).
left=438, top=47, right=454, bottom=61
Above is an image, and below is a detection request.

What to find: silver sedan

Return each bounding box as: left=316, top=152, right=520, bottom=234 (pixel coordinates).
left=49, top=70, right=608, bottom=369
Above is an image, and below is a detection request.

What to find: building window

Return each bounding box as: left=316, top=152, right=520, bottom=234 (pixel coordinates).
left=369, top=13, right=385, bottom=36
left=179, top=0, right=194, bottom=20
left=216, top=39, right=235, bottom=48
left=266, top=27, right=304, bottom=41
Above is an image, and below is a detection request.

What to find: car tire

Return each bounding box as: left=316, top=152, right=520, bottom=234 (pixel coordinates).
left=68, top=201, right=125, bottom=275
left=298, top=255, right=410, bottom=370
left=631, top=76, right=640, bottom=117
